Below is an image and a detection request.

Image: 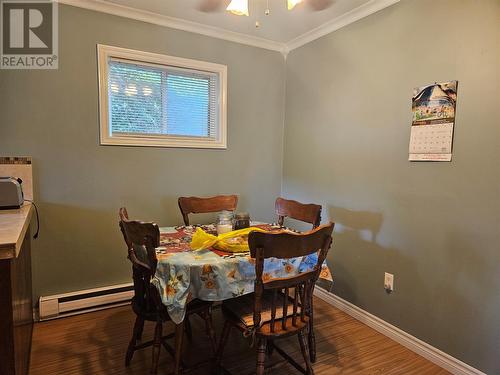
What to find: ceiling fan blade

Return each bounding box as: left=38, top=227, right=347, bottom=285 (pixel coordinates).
left=197, top=0, right=227, bottom=13
left=307, top=0, right=334, bottom=11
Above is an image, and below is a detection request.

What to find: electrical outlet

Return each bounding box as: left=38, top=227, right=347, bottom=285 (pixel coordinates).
left=384, top=272, right=394, bottom=293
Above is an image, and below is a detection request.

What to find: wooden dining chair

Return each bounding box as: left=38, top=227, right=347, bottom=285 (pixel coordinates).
left=215, top=223, right=334, bottom=375
left=275, top=197, right=323, bottom=362
left=178, top=195, right=238, bottom=226
left=119, top=208, right=217, bottom=374
left=275, top=197, right=322, bottom=229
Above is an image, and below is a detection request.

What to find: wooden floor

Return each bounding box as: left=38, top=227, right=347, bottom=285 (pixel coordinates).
left=29, top=297, right=449, bottom=375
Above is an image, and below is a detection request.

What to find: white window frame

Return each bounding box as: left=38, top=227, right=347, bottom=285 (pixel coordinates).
left=97, top=44, right=227, bottom=149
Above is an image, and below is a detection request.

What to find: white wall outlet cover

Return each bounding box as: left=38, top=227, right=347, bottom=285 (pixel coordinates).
left=384, top=272, right=394, bottom=292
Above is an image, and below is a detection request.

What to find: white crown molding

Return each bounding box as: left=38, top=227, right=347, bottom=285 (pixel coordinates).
left=56, top=0, right=287, bottom=53
left=286, top=0, right=401, bottom=51
left=56, top=0, right=401, bottom=56
left=314, top=287, right=486, bottom=375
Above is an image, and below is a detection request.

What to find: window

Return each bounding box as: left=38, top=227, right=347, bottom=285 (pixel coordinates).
left=97, top=45, right=227, bottom=148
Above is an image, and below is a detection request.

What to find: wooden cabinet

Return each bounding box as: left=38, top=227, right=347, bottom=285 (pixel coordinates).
left=0, top=204, right=34, bottom=375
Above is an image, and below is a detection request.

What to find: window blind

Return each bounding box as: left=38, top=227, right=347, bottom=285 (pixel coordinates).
left=108, top=59, right=219, bottom=139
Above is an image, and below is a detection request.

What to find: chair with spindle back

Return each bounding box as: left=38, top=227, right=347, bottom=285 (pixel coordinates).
left=215, top=223, right=334, bottom=375
left=119, top=208, right=217, bottom=374
left=275, top=197, right=323, bottom=362
left=178, top=195, right=238, bottom=226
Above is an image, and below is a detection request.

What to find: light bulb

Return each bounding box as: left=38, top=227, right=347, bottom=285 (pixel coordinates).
left=287, top=0, right=303, bottom=10
left=226, top=0, right=249, bottom=16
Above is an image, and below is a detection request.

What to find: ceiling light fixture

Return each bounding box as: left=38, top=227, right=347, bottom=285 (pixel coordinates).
left=287, top=0, right=303, bottom=10
left=226, top=0, right=303, bottom=17
left=226, top=0, right=249, bottom=16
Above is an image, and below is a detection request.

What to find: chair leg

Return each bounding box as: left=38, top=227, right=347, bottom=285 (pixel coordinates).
left=215, top=321, right=231, bottom=371
left=184, top=316, right=193, bottom=340
left=256, top=338, right=267, bottom=375
left=298, top=331, right=314, bottom=375
left=308, top=297, right=316, bottom=363
left=174, top=321, right=185, bottom=375
left=201, top=309, right=217, bottom=355
left=151, top=321, right=162, bottom=374
left=137, top=317, right=145, bottom=341
left=266, top=340, right=275, bottom=356
left=125, top=315, right=143, bottom=367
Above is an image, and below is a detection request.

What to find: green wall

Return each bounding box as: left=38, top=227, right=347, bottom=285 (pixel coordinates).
left=0, top=5, right=285, bottom=299
left=1, top=0, right=499, bottom=372
left=283, top=0, right=499, bottom=373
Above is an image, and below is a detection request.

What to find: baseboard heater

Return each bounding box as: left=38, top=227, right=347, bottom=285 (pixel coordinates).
left=38, top=282, right=134, bottom=321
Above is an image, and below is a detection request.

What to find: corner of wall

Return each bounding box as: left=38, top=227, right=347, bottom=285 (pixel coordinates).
left=279, top=51, right=288, bottom=198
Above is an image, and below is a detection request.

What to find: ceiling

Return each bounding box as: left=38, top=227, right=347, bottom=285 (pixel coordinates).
left=62, top=0, right=400, bottom=52
left=103, top=0, right=372, bottom=44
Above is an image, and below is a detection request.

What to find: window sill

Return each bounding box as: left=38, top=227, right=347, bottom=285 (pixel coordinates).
left=100, top=135, right=227, bottom=149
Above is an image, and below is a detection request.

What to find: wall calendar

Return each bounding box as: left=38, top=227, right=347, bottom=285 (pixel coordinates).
left=409, top=81, right=458, bottom=161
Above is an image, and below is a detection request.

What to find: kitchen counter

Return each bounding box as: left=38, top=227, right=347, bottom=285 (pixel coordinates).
left=0, top=202, right=34, bottom=375
left=0, top=202, right=33, bottom=259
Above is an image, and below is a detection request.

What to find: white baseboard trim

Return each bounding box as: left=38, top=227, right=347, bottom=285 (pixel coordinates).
left=314, top=287, right=485, bottom=375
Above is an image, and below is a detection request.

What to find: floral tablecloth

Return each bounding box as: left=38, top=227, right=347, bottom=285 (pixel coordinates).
left=152, top=224, right=332, bottom=324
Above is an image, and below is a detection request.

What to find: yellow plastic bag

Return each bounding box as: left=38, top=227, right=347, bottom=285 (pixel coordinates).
left=190, top=227, right=267, bottom=253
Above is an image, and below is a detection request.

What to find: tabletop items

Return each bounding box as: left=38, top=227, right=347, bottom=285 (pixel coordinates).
left=191, top=225, right=266, bottom=253
left=234, top=212, right=251, bottom=230
left=216, top=210, right=252, bottom=234
left=216, top=210, right=234, bottom=234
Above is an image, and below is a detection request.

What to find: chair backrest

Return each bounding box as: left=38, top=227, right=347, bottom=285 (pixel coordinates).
left=275, top=197, right=322, bottom=229
left=248, top=223, right=334, bottom=333
left=119, top=208, right=161, bottom=310
left=119, top=207, right=130, bottom=247
left=178, top=195, right=238, bottom=225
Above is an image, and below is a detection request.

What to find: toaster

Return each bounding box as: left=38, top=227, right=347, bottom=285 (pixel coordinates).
left=0, top=177, right=24, bottom=209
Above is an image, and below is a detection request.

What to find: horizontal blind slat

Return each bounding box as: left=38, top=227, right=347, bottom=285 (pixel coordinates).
left=108, top=59, right=219, bottom=139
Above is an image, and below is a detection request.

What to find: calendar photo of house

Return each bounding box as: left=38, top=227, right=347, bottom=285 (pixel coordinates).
left=412, top=81, right=458, bottom=124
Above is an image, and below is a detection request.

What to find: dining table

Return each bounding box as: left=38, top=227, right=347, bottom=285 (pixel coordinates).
left=151, top=222, right=332, bottom=374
